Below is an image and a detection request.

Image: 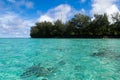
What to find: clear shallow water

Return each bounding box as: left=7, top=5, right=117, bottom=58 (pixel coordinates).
left=0, top=39, right=120, bottom=80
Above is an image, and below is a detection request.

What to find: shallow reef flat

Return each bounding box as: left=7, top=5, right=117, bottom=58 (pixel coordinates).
left=0, top=39, right=120, bottom=80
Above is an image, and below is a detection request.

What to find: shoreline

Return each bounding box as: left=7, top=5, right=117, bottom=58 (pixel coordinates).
left=31, top=35, right=120, bottom=39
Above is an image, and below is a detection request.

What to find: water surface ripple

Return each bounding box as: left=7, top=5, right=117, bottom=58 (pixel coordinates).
left=0, top=39, right=120, bottom=80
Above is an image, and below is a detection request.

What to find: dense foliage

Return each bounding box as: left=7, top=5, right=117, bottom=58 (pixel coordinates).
left=30, top=13, right=120, bottom=38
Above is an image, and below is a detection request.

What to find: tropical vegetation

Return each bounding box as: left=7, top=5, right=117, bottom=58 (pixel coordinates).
left=30, top=12, right=120, bottom=38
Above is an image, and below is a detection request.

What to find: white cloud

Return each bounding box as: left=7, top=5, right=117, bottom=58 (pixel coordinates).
left=106, top=5, right=119, bottom=15
left=0, top=12, right=34, bottom=38
left=38, top=4, right=77, bottom=23
left=91, top=0, right=120, bottom=15
left=39, top=15, right=53, bottom=22
left=91, top=0, right=120, bottom=22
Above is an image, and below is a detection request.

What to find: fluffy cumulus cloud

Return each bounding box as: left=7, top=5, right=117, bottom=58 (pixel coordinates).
left=91, top=0, right=120, bottom=15
left=38, top=4, right=79, bottom=23
left=91, top=0, right=120, bottom=22
left=0, top=12, right=34, bottom=38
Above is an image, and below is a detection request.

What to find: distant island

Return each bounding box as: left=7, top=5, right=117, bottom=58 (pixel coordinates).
left=30, top=13, right=120, bottom=38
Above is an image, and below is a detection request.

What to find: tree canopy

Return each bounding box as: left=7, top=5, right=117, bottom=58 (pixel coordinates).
left=30, top=13, right=120, bottom=38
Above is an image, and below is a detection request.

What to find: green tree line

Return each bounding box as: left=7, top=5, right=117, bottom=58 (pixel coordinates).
left=30, top=12, right=120, bottom=38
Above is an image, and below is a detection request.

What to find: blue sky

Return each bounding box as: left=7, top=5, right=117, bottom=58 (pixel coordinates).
left=0, top=0, right=120, bottom=38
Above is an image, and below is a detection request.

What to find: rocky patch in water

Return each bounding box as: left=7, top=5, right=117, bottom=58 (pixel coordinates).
left=20, top=60, right=66, bottom=79
left=20, top=64, right=57, bottom=79
left=91, top=49, right=120, bottom=60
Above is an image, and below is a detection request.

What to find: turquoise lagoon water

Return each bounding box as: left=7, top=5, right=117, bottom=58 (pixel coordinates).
left=0, top=39, right=120, bottom=80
